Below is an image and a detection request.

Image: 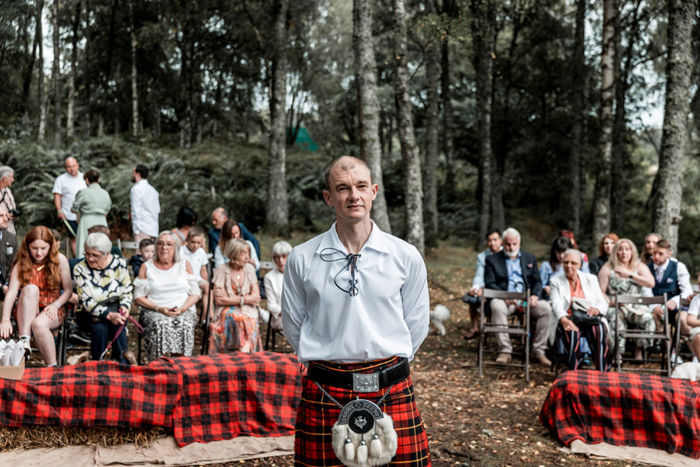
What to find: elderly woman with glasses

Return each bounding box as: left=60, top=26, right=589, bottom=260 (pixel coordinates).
left=134, top=231, right=200, bottom=362
left=73, top=232, right=133, bottom=363
left=549, top=249, right=610, bottom=371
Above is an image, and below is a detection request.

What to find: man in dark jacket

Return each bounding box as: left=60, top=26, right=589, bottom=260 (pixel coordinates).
left=0, top=206, right=17, bottom=298
left=484, top=227, right=552, bottom=365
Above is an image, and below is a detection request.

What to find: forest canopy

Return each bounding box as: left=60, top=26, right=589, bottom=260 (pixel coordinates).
left=0, top=0, right=699, bottom=266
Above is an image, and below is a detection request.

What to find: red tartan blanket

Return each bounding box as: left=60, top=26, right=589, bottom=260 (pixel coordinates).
left=540, top=371, right=700, bottom=458
left=0, top=352, right=302, bottom=447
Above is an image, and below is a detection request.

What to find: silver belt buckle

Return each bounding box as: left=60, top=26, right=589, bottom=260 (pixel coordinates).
left=353, top=373, right=380, bottom=392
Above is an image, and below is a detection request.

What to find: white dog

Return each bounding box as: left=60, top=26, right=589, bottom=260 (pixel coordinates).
left=671, top=362, right=700, bottom=381
left=430, top=305, right=451, bottom=336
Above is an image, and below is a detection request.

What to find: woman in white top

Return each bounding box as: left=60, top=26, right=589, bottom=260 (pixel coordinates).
left=134, top=231, right=201, bottom=362
left=214, top=219, right=259, bottom=270
left=264, top=241, right=292, bottom=331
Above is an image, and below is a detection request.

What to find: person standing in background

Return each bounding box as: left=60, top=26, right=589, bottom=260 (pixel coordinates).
left=53, top=157, right=87, bottom=256
left=0, top=166, right=17, bottom=234
left=130, top=165, right=160, bottom=243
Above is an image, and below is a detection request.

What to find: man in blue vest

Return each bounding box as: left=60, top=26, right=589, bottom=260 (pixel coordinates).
left=648, top=239, right=693, bottom=340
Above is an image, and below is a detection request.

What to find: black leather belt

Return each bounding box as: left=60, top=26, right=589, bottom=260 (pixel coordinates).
left=308, top=358, right=410, bottom=393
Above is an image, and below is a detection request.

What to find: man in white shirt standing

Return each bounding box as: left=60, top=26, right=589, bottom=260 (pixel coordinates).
left=130, top=165, right=160, bottom=243
left=281, top=156, right=431, bottom=467
left=52, top=157, right=87, bottom=255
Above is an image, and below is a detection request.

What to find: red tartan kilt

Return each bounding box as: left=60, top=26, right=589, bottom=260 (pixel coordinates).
left=295, top=367, right=431, bottom=466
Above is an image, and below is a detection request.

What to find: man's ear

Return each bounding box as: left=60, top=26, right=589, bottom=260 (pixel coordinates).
left=323, top=190, right=333, bottom=207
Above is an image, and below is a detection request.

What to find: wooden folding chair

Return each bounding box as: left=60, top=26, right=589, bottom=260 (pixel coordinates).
left=615, top=293, right=671, bottom=376
left=478, top=288, right=531, bottom=382
left=672, top=297, right=692, bottom=371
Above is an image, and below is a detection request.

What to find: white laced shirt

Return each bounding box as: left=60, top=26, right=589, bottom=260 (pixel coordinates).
left=281, top=221, right=430, bottom=363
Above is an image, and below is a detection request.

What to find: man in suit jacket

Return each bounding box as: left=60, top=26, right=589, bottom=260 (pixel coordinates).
left=484, top=227, right=552, bottom=365
left=0, top=205, right=17, bottom=298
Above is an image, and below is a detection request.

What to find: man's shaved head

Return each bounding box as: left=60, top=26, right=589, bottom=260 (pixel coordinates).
left=324, top=156, right=372, bottom=191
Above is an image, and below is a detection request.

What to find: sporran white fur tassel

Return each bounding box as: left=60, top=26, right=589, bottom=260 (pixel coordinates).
left=331, top=413, right=398, bottom=467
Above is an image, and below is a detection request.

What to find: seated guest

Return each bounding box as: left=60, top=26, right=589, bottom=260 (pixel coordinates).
left=209, top=239, right=262, bottom=353
left=134, top=231, right=200, bottom=362
left=559, top=230, right=590, bottom=271
left=589, top=233, right=619, bottom=277
left=684, top=295, right=700, bottom=361
left=214, top=219, right=260, bottom=271
left=462, top=229, right=502, bottom=340
left=550, top=249, right=609, bottom=371
left=540, top=236, right=575, bottom=299
left=180, top=226, right=210, bottom=319
left=598, top=238, right=655, bottom=361
left=0, top=206, right=18, bottom=297
left=641, top=232, right=661, bottom=264
left=208, top=207, right=260, bottom=258
left=172, top=206, right=197, bottom=245
left=264, top=241, right=292, bottom=332
left=647, top=239, right=693, bottom=336
left=0, top=226, right=72, bottom=366
left=73, top=233, right=133, bottom=363
left=130, top=238, right=154, bottom=278
left=484, top=227, right=553, bottom=365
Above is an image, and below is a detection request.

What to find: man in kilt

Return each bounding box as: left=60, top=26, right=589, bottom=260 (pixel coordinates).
left=281, top=156, right=431, bottom=466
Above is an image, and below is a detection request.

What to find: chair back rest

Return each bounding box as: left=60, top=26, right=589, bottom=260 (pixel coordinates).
left=482, top=289, right=530, bottom=301
left=615, top=294, right=666, bottom=306
left=259, top=261, right=274, bottom=271
left=681, top=297, right=691, bottom=308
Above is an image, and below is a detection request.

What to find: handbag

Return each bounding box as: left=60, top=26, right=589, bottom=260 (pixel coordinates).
left=570, top=298, right=602, bottom=326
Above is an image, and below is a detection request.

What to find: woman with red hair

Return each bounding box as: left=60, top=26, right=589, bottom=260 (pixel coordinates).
left=590, top=233, right=620, bottom=276
left=0, top=226, right=72, bottom=366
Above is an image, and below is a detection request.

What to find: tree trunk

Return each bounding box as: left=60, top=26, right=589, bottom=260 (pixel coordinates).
left=37, top=0, right=46, bottom=143
left=22, top=2, right=40, bottom=116
left=569, top=0, right=586, bottom=234
left=265, top=0, right=290, bottom=237
left=471, top=0, right=496, bottom=247
left=652, top=0, right=695, bottom=251
left=84, top=0, right=91, bottom=138
left=394, top=0, right=424, bottom=255
left=128, top=0, right=138, bottom=137
left=354, top=0, right=392, bottom=233
left=423, top=0, right=439, bottom=249
left=441, top=37, right=455, bottom=201
left=592, top=0, right=616, bottom=245
left=52, top=0, right=61, bottom=147
left=66, top=0, right=80, bottom=139
left=611, top=0, right=625, bottom=234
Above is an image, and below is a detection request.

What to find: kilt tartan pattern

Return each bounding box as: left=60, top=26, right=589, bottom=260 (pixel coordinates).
left=540, top=371, right=700, bottom=458
left=0, top=352, right=302, bottom=447
left=296, top=358, right=431, bottom=466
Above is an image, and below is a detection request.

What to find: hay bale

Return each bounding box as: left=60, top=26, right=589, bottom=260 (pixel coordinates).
left=0, top=426, right=168, bottom=451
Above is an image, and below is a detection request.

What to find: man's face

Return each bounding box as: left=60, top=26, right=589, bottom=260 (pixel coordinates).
left=0, top=208, right=9, bottom=230
left=131, top=168, right=138, bottom=183
left=486, top=232, right=502, bottom=253
left=645, top=234, right=660, bottom=255
left=323, top=163, right=377, bottom=224
left=65, top=158, right=79, bottom=176
left=652, top=247, right=672, bottom=266
left=212, top=212, right=227, bottom=229
left=503, top=234, right=520, bottom=258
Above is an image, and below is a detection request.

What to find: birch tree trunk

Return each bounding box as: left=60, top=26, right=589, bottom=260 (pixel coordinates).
left=471, top=0, right=496, bottom=247
left=66, top=0, right=80, bottom=138
left=441, top=38, right=455, bottom=201
left=354, top=0, right=391, bottom=233
left=394, top=0, right=424, bottom=255
left=592, top=0, right=616, bottom=245
left=37, top=0, right=46, bottom=143
left=652, top=0, right=695, bottom=251
left=52, top=0, right=61, bottom=147
left=423, top=0, right=439, bottom=248
left=128, top=0, right=138, bottom=137
left=265, top=0, right=290, bottom=236
left=569, top=0, right=586, bottom=234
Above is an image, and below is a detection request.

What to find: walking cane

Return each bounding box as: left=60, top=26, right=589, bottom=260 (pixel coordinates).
left=100, top=308, right=144, bottom=361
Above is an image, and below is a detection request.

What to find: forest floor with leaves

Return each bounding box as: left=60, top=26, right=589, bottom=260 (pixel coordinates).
left=229, top=235, right=630, bottom=467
